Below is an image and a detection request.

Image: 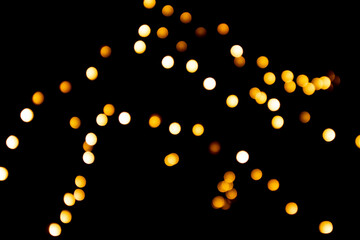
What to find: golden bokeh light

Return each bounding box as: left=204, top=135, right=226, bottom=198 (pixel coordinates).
left=0, top=167, right=9, bottom=181
left=138, top=24, right=151, bottom=37
left=230, top=45, right=243, bottom=58
left=263, top=72, right=276, bottom=85
left=6, top=135, right=19, bottom=150
left=203, top=77, right=216, bottom=90
left=162, top=5, right=174, bottom=17
left=234, top=56, right=245, bottom=68
left=355, top=135, right=360, bottom=149
left=169, top=122, right=181, bottom=135
left=149, top=114, right=162, bottom=128
left=195, top=27, right=207, bottom=38
left=59, top=81, right=72, bottom=94
left=217, top=180, right=233, bottom=193
left=75, top=175, right=86, bottom=188
left=226, top=188, right=237, bottom=200
left=321, top=76, right=331, bottom=90
left=217, top=23, right=229, bottom=35
left=63, top=193, right=76, bottom=206
left=271, top=115, right=284, bottom=129
left=303, top=82, right=315, bottom=95
left=60, top=210, right=72, bottom=224
left=296, top=74, right=309, bottom=87
left=83, top=151, right=95, bottom=165
left=267, top=179, right=280, bottom=191
left=299, top=111, right=311, bottom=124
left=284, top=81, right=296, bottom=93
left=285, top=202, right=298, bottom=215
left=103, top=104, right=115, bottom=116
left=267, top=98, right=280, bottom=112
left=69, top=116, right=81, bottom=129
left=143, top=0, right=156, bottom=9
left=100, top=45, right=112, bottom=58
left=281, top=70, right=294, bottom=83
left=86, top=67, right=98, bottom=81
left=226, top=94, right=239, bottom=108
left=164, top=153, right=179, bottom=167
left=224, top=171, right=236, bottom=183
left=176, top=41, right=187, bottom=52
left=251, top=168, right=262, bottom=181
left=186, top=59, right=198, bottom=73
left=209, top=141, right=221, bottom=155
left=162, top=55, right=175, bottom=69
left=74, top=188, right=85, bottom=201
left=311, top=77, right=323, bottom=90
left=20, top=108, right=34, bottom=123
left=83, top=141, right=93, bottom=152
left=255, top=91, right=267, bottom=104
left=96, top=113, right=108, bottom=126
left=236, top=150, right=249, bottom=164
left=134, top=40, right=146, bottom=54
left=256, top=56, right=269, bottom=69
left=49, top=223, right=61, bottom=237
left=192, top=123, right=204, bottom=136
left=85, top=132, right=97, bottom=146
left=249, top=87, right=260, bottom=99
left=319, top=220, right=333, bottom=234
left=180, top=12, right=192, bottom=24
left=32, top=91, right=44, bottom=105
left=212, top=196, right=225, bottom=209
left=323, top=128, right=336, bottom=142
left=119, top=112, right=131, bottom=125
left=157, top=27, right=169, bottom=39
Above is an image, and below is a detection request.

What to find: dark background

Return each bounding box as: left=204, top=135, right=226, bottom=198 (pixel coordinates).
left=0, top=0, right=358, bottom=239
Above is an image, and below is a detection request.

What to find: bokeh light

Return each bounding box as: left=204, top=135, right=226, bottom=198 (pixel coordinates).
left=255, top=91, right=267, bottom=104
left=86, top=67, right=98, bottom=81
left=195, top=27, right=207, bottom=38
left=249, top=87, right=260, bottom=99
left=226, top=94, right=239, bottom=108
left=59, top=81, right=72, bottom=94
left=149, top=114, right=162, bottom=128
left=96, top=113, right=108, bottom=126
left=322, top=128, right=336, bottom=142
left=162, top=5, right=174, bottom=17
left=217, top=180, right=233, bottom=193
left=157, top=27, right=169, bottom=39
left=32, top=91, right=44, bottom=105
left=0, top=167, right=9, bottom=181
left=250, top=169, right=262, bottom=181
left=285, top=202, right=298, bottom=215
left=49, top=223, right=61, bottom=237
left=60, top=210, right=72, bottom=224
left=226, top=188, right=237, bottom=200
left=284, top=81, right=296, bottom=93
left=75, top=175, right=86, bottom=188
left=224, top=171, right=236, bottom=183
left=236, top=150, right=249, bottom=164
left=203, top=77, right=216, bottom=90
left=83, top=151, right=95, bottom=165
left=267, top=98, right=280, bottom=112
left=70, top=116, right=81, bottom=129
left=296, top=74, right=309, bottom=87
left=176, top=41, right=187, bottom=52
left=271, top=115, right=284, bottom=129
left=63, top=193, right=76, bottom=206
left=164, top=153, right=179, bottom=167
left=267, top=179, right=280, bottom=191
left=180, top=12, right=192, bottom=24
left=162, top=55, right=175, bottom=69
left=263, top=72, right=276, bottom=85
left=134, top=40, right=146, bottom=54
left=299, top=111, right=311, bottom=124
left=85, top=132, right=97, bottom=146
left=303, top=82, right=315, bottom=95
left=119, top=112, right=131, bottom=125
left=103, top=104, right=115, bottom=116
left=230, top=45, right=243, bottom=58
left=100, top=45, right=112, bottom=58
left=6, top=135, right=19, bottom=150
left=186, top=59, right=198, bottom=73
left=355, top=135, right=360, bottom=148
left=256, top=56, right=269, bottom=68
left=281, top=70, right=294, bottom=82
left=217, top=23, right=229, bottom=35
left=212, top=196, right=225, bottom=209
left=143, top=0, right=156, bottom=9
left=319, top=220, right=333, bottom=234
left=209, top=141, right=221, bottom=155
left=169, top=122, right=181, bottom=135
left=234, top=56, right=245, bottom=68
left=192, top=123, right=204, bottom=136
left=74, top=189, right=85, bottom=201
left=20, top=108, right=34, bottom=123
left=138, top=24, right=151, bottom=37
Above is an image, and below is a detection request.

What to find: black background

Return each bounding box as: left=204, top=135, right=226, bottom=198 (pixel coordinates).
left=0, top=0, right=358, bottom=239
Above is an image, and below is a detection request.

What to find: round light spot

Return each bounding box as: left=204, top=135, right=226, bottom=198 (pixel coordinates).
left=119, top=112, right=131, bottom=125
left=285, top=202, right=298, bottom=215
left=96, top=113, right=108, bottom=126
left=323, top=128, right=336, bottom=142
left=100, top=45, right=112, bottom=58
left=63, top=193, right=76, bottom=206
left=143, top=0, right=156, bottom=9
left=0, top=167, right=9, bottom=181
left=75, top=175, right=86, bottom=188
left=192, top=123, right=204, bottom=136
left=20, top=108, right=34, bottom=123
left=319, top=220, right=333, bottom=234
left=256, top=56, right=269, bottom=68
left=180, top=12, right=192, bottom=24
left=149, top=114, right=162, bottom=128
left=134, top=40, right=146, bottom=54
left=59, top=81, right=72, bottom=93
left=250, top=169, right=262, bottom=181
left=271, top=115, right=284, bottom=129
left=169, top=122, right=181, bottom=135
left=267, top=98, right=280, bottom=112
left=186, top=59, right=198, bottom=73
left=236, top=150, right=249, bottom=164
left=203, top=77, right=216, bottom=90
left=138, top=24, right=151, bottom=37
left=217, top=23, right=229, bottom=35
left=69, top=116, right=81, bottom=129
left=103, top=104, right=115, bottom=116
left=164, top=153, right=179, bottom=167
left=83, top=151, right=95, bottom=165
left=157, top=27, right=169, bottom=39
left=85, top=132, right=97, bottom=146
left=49, top=223, right=62, bottom=237
left=267, top=179, right=280, bottom=191
left=161, top=55, right=175, bottom=69
left=230, top=45, right=243, bottom=58
left=32, top=91, right=44, bottom=105
left=226, top=94, right=239, bottom=108
left=6, top=135, right=19, bottom=150
left=263, top=72, right=276, bottom=85
left=86, top=67, right=98, bottom=81
left=60, top=210, right=72, bottom=224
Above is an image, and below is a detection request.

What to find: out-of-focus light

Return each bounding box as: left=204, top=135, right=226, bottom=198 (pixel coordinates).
left=303, top=82, right=315, bottom=95
left=0, top=167, right=9, bottom=181
left=49, top=223, right=61, bottom=237
left=256, top=56, right=269, bottom=68
left=285, top=202, right=298, bottom=215
left=255, top=91, right=267, bottom=104
left=312, top=77, right=323, bottom=90
left=195, top=27, right=207, bottom=38
left=74, top=188, right=85, bottom=201
left=296, top=74, right=309, bottom=87
left=100, top=45, right=112, bottom=58
left=59, top=81, right=72, bottom=94
left=217, top=23, right=229, bottom=35
left=319, top=220, right=333, bottom=234
left=119, top=112, right=131, bottom=125
left=6, top=135, right=19, bottom=150
left=209, top=141, right=221, bottom=154
left=203, top=77, right=216, bottom=90
left=143, top=0, right=156, bottom=9
left=192, top=123, right=204, bottom=136
left=284, top=81, right=296, bottom=93
left=162, top=55, right=174, bottom=69
left=224, top=171, right=236, bottom=183
left=323, top=128, right=336, bottom=142
left=299, top=111, right=311, bottom=124
left=321, top=76, right=331, bottom=90
left=103, top=104, right=115, bottom=116
left=134, top=40, right=146, bottom=54
left=271, top=115, right=284, bottom=129
left=355, top=135, right=360, bottom=149
left=83, top=142, right=93, bottom=152
left=236, top=150, right=249, bottom=164
left=83, top=151, right=95, bottom=164
left=180, top=12, right=192, bottom=24
left=251, top=169, right=262, bottom=181
left=162, top=5, right=174, bottom=16
left=20, top=108, right=34, bottom=123
left=267, top=179, right=280, bottom=191
left=263, top=72, right=276, bottom=85
left=267, top=98, right=280, bottom=112
left=138, top=24, right=151, bottom=37
left=169, top=122, right=181, bottom=135
left=234, top=56, right=245, bottom=68
left=281, top=70, right=294, bottom=83
left=85, top=133, right=97, bottom=146
left=149, top=114, right=162, bottom=128
left=63, top=193, right=76, bottom=206
left=70, top=116, right=81, bottom=129
left=217, top=181, right=233, bottom=193
left=75, top=175, right=86, bottom=188
left=226, top=188, right=237, bottom=200
left=176, top=41, right=187, bottom=52
left=157, top=27, right=169, bottom=39
left=86, top=67, right=98, bottom=81
left=212, top=196, right=225, bottom=209
left=60, top=210, right=72, bottom=224
left=96, top=113, right=108, bottom=126
left=186, top=59, right=198, bottom=73
left=226, top=94, right=239, bottom=108
left=164, top=153, right=179, bottom=167
left=230, top=45, right=243, bottom=58
left=32, top=91, right=44, bottom=105
left=249, top=87, right=260, bottom=99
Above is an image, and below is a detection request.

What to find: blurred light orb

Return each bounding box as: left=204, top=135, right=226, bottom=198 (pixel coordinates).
left=285, top=202, right=298, bottom=215
left=103, top=104, right=115, bottom=116
left=20, top=108, right=34, bottom=123
left=255, top=91, right=267, bottom=104
left=271, top=115, right=284, bottom=129
left=85, top=132, right=97, bottom=146
left=256, top=56, right=269, bottom=68
left=86, top=67, right=98, bottom=81
left=226, top=94, right=239, bottom=108
left=32, top=91, right=44, bottom=105
left=180, top=12, right=192, bottom=24
left=230, top=45, right=243, bottom=58
left=212, top=196, right=226, bottom=209
left=162, top=5, right=174, bottom=16
left=217, top=180, right=233, bottom=193
left=323, top=128, right=336, bottom=142
left=299, top=111, right=311, bottom=124
left=162, top=55, right=175, bottom=69
left=226, top=188, right=237, bottom=200
left=195, top=27, right=207, bottom=38
left=6, top=135, right=19, bottom=150
left=296, top=74, right=309, bottom=87
left=355, top=135, right=360, bottom=149
left=249, top=87, right=260, bottom=99
left=284, top=81, right=296, bottom=93
left=236, top=150, right=249, bottom=164
left=70, top=116, right=81, bottom=129
left=96, top=113, right=108, bottom=126
left=267, top=179, right=280, bottom=191
left=209, top=141, right=221, bottom=155
left=263, top=72, right=276, bottom=85
left=224, top=171, right=236, bottom=183
left=100, top=45, right=112, bottom=58
left=303, top=82, right=316, bottom=95
left=203, top=77, right=216, bottom=90
left=319, top=220, right=333, bottom=234
left=251, top=168, right=263, bottom=181
left=138, top=24, right=151, bottom=37
left=143, top=0, right=156, bottom=9
left=83, top=151, right=95, bottom=164
left=149, top=114, right=162, bottom=128
left=281, top=70, right=294, bottom=82
left=267, top=98, right=280, bottom=112
left=75, top=175, right=86, bottom=188
left=119, top=112, right=131, bottom=125
left=234, top=56, right=246, bottom=68
left=157, top=27, right=169, bottom=39
left=164, top=153, right=179, bottom=167
left=83, top=141, right=93, bottom=152
left=169, top=122, right=181, bottom=135
left=217, top=23, right=229, bottom=35
left=74, top=188, right=85, bottom=201
left=176, top=41, right=187, bottom=52
left=186, top=59, right=198, bottom=73
left=321, top=76, right=331, bottom=90
left=134, top=40, right=146, bottom=54
left=59, top=81, right=72, bottom=94
left=192, top=123, right=204, bottom=136
left=60, top=210, right=72, bottom=224
left=49, top=223, right=62, bottom=237
left=0, top=167, right=9, bottom=181
left=63, top=193, right=76, bottom=206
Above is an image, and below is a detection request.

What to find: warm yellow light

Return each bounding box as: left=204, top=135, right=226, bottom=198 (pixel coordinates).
left=85, top=132, right=97, bottom=146
left=75, top=175, right=86, bottom=188
left=255, top=91, right=267, bottom=104
left=249, top=87, right=260, bottom=99
left=212, top=196, right=225, bottom=209
left=230, top=45, right=243, bottom=58
left=271, top=115, right=284, bottom=129
left=0, top=167, right=9, bottom=181
left=355, top=135, right=360, bottom=149
left=236, top=150, right=249, bottom=164
left=303, top=82, right=315, bottom=95
left=6, top=135, right=19, bottom=150
left=186, top=59, right=198, bottom=73
left=49, top=223, right=61, bottom=237
left=162, top=5, right=174, bottom=16
left=134, top=40, right=146, bottom=54
left=74, top=188, right=85, bottom=201
left=83, top=151, right=95, bottom=164
left=176, top=41, right=187, bottom=52
left=20, top=108, right=34, bottom=123
left=284, top=81, right=296, bottom=93
left=63, top=193, right=76, bottom=206
left=296, top=74, right=309, bottom=87
left=59, top=81, right=72, bottom=93
left=224, top=171, right=236, bottom=183
left=192, top=123, right=204, bottom=136
left=157, top=27, right=169, bottom=39
left=143, top=0, right=156, bottom=9
left=267, top=179, right=280, bottom=191
left=263, top=72, right=276, bottom=85
left=256, top=56, right=269, bottom=68
left=149, top=114, right=162, bottom=128
left=100, top=45, right=112, bottom=58
left=119, top=112, right=131, bottom=125
left=180, top=12, right=192, bottom=24
left=281, top=70, right=294, bottom=82
left=83, top=141, right=93, bottom=152
left=162, top=55, right=174, bottom=69
left=311, top=77, right=323, bottom=90
left=217, top=23, right=229, bottom=35
left=169, top=122, right=181, bottom=135
left=164, top=153, right=179, bottom=167
left=217, top=181, right=233, bottom=193
left=103, top=104, right=115, bottom=116
left=96, top=113, right=108, bottom=126
left=323, top=128, right=336, bottom=142
left=319, top=220, right=333, bottom=234
left=267, top=98, right=280, bottom=112
left=203, top=77, right=216, bottom=90
left=285, top=202, right=298, bottom=215
left=226, top=188, right=237, bottom=200
left=234, top=56, right=246, bottom=68
left=32, top=91, right=44, bottom=105
left=250, top=169, right=262, bottom=181
left=226, top=94, right=239, bottom=108
left=138, top=24, right=151, bottom=37
left=299, top=111, right=311, bottom=124
left=86, top=67, right=98, bottom=81
left=209, top=141, right=221, bottom=155
left=321, top=76, right=331, bottom=90
left=60, top=210, right=72, bottom=224
left=69, top=116, right=81, bottom=129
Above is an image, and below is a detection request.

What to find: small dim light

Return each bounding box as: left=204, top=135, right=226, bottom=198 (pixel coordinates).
left=138, top=24, right=151, bottom=37
left=60, top=210, right=72, bottom=224
left=209, top=141, right=221, bottom=154
left=32, top=91, right=44, bottom=105
left=162, top=55, right=175, bottom=69
left=271, top=115, right=284, bottom=129
left=164, top=153, right=179, bottom=167
left=251, top=169, right=262, bottom=181
left=195, top=27, right=207, bottom=38
left=230, top=45, right=243, bottom=58
left=322, top=128, right=336, bottom=142
left=75, top=175, right=86, bottom=188
left=267, top=179, right=280, bottom=191
left=180, top=12, right=192, bottom=24
left=192, top=123, right=204, bottom=136
left=186, top=59, right=198, bottom=73
left=100, top=45, right=112, bottom=58
left=319, top=220, right=333, bottom=234
left=86, top=67, right=98, bottom=81
left=203, top=77, right=216, bottom=90
left=263, top=72, right=276, bottom=85
left=59, top=81, right=72, bottom=94
left=157, top=27, right=169, bottom=39
left=83, top=141, right=93, bottom=152
left=69, top=116, right=81, bottom=129
left=217, top=23, right=229, bottom=35
left=49, top=223, right=61, bottom=237
left=134, top=40, right=146, bottom=54
left=169, top=122, right=181, bottom=135
left=20, top=108, right=34, bottom=123
left=226, top=188, right=237, bottom=200
left=285, top=202, right=298, bottom=215
left=236, top=150, right=249, bottom=164
left=299, top=111, right=311, bottom=124
left=256, top=56, right=269, bottom=69
left=149, top=114, right=162, bottom=128
left=176, top=41, right=187, bottom=52
left=119, top=112, right=131, bottom=125
left=226, top=94, right=239, bottom=108
left=0, top=167, right=9, bottom=181
left=6, top=135, right=19, bottom=150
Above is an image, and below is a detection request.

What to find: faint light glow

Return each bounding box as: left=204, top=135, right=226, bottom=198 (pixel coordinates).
left=70, top=116, right=81, bottom=129
left=256, top=56, right=269, bottom=68
left=271, top=115, right=284, bottom=129
left=157, top=27, right=169, bottom=39
left=224, top=171, right=236, bottom=183
left=195, top=27, right=207, bottom=38
left=119, top=112, right=131, bottom=125
left=192, top=123, right=204, bottom=136
left=186, top=59, right=198, bottom=73
left=59, top=81, right=72, bottom=94
left=83, top=151, right=95, bottom=164
left=176, top=41, right=187, bottom=52
left=355, top=135, right=360, bottom=149
left=284, top=81, right=296, bottom=93
left=226, top=188, right=237, bottom=200
left=143, top=0, right=156, bottom=9
left=169, top=122, right=181, bottom=135
left=49, top=223, right=61, bottom=237
left=319, top=220, right=333, bottom=234
left=60, top=210, right=72, bottom=224
left=86, top=67, right=98, bottom=81
left=217, top=181, right=233, bottom=193
left=209, top=141, right=221, bottom=155
left=180, top=12, right=192, bottom=24
left=162, top=55, right=175, bottom=69
left=100, top=45, right=112, bottom=58
left=249, top=87, right=260, bottom=99
left=0, top=167, right=9, bottom=181
left=226, top=94, right=239, bottom=108
left=203, top=77, right=216, bottom=90
left=267, top=179, right=280, bottom=191
left=74, top=189, right=85, bottom=201
left=251, top=169, right=262, bottom=181
left=217, top=23, right=229, bottom=35
left=96, top=113, right=108, bottom=126
left=63, top=193, right=76, bottom=206
left=164, top=153, right=179, bottom=167
left=75, top=175, right=86, bottom=188
left=134, top=40, right=146, bottom=54
left=162, top=5, right=174, bottom=16
left=255, top=91, right=267, bottom=104
left=6, top=135, right=19, bottom=150
left=267, top=98, right=280, bottom=112
left=303, top=82, right=315, bottom=95
left=236, top=150, right=249, bottom=164
left=103, top=104, right=115, bottom=116
left=149, top=114, right=162, bottom=128
left=230, top=45, right=243, bottom=58
left=138, top=24, right=151, bottom=37
left=285, top=202, right=298, bottom=215
left=85, top=132, right=97, bottom=146
left=263, top=72, right=276, bottom=85
left=281, top=70, right=294, bottom=83
left=212, top=196, right=225, bottom=209
left=296, top=74, right=309, bottom=87
left=32, top=91, right=44, bottom=105
left=20, top=108, right=34, bottom=123
left=323, top=128, right=336, bottom=142
left=299, top=111, right=311, bottom=124
left=234, top=56, right=246, bottom=68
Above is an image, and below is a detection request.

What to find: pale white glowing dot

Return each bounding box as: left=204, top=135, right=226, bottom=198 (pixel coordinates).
left=203, top=77, right=216, bottom=90
left=186, top=59, right=198, bottom=73
left=0, top=167, right=9, bottom=181
left=49, top=223, right=62, bottom=237
left=230, top=45, right=243, bottom=58
left=323, top=128, right=336, bottom=142
left=162, top=55, right=174, bottom=69
left=83, top=151, right=95, bottom=164
left=6, top=135, right=19, bottom=150
left=236, top=150, right=249, bottom=164
left=138, top=24, right=151, bottom=37
left=267, top=98, right=281, bottom=112
left=85, top=132, right=97, bottom=146
left=20, top=108, right=34, bottom=122
left=119, top=112, right=131, bottom=125
left=134, top=40, right=146, bottom=54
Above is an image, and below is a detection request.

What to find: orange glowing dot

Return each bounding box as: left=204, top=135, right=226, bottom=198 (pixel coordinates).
left=209, top=141, right=221, bottom=155
left=212, top=196, right=226, bottom=209
left=69, top=116, right=81, bottom=129
left=217, top=23, right=229, bottom=35
left=263, top=72, right=276, bottom=85
left=234, top=56, right=246, bottom=68
left=86, top=67, right=98, bottom=81
left=251, top=169, right=263, bottom=181
left=149, top=114, right=162, bottom=128
left=143, top=0, right=156, bottom=9
left=32, top=91, right=44, bottom=105
left=157, top=27, right=169, bottom=39
left=271, top=115, right=284, bottom=129
left=195, top=27, right=207, bottom=38
left=267, top=179, right=280, bottom=191
left=103, top=104, right=115, bottom=116
left=256, top=56, right=269, bottom=68
left=100, top=45, right=112, bottom=58
left=299, top=111, right=311, bottom=124
left=180, top=12, right=192, bottom=24
left=285, top=202, right=298, bottom=215
left=162, top=5, right=174, bottom=17
left=20, top=108, right=34, bottom=123
left=59, top=81, right=72, bottom=93
left=49, top=223, right=61, bottom=237
left=230, top=45, right=243, bottom=58
left=319, top=221, right=333, bottom=234
left=0, top=167, right=9, bottom=181
left=176, top=41, right=187, bottom=52
left=323, top=128, right=336, bottom=142
left=164, top=153, right=179, bottom=167
left=281, top=70, right=294, bottom=83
